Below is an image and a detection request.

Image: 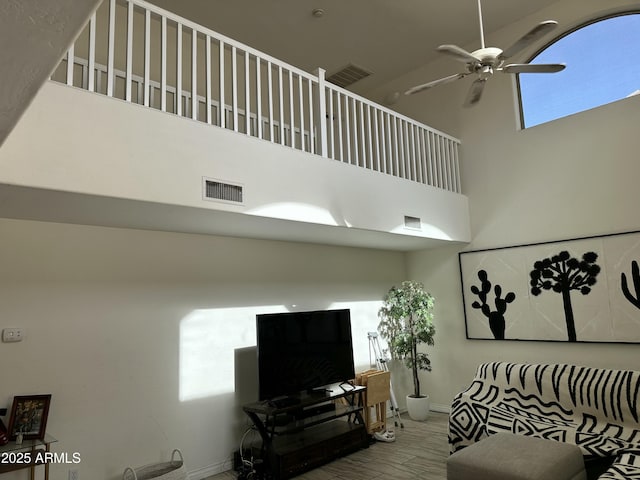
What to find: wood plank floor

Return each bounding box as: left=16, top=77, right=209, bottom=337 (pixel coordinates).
left=206, top=412, right=449, bottom=480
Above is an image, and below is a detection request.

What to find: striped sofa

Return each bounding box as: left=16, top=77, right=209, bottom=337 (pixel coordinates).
left=448, top=362, right=640, bottom=479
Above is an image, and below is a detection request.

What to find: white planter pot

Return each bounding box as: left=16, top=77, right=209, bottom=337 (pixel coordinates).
left=406, top=394, right=430, bottom=421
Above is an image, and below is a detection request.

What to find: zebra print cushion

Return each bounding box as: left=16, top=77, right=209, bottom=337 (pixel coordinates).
left=598, top=452, right=640, bottom=479
left=448, top=362, right=640, bottom=480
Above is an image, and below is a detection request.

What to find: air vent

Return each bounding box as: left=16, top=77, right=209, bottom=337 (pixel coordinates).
left=404, top=216, right=422, bottom=230
left=326, top=64, right=373, bottom=88
left=203, top=178, right=244, bottom=204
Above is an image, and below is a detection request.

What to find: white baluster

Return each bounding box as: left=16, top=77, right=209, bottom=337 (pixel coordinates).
left=88, top=12, right=96, bottom=92
left=125, top=1, right=133, bottom=102
left=232, top=46, right=238, bottom=132
left=161, top=15, right=167, bottom=111
left=176, top=23, right=182, bottom=115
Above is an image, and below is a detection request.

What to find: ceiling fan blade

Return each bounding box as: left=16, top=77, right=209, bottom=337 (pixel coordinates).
left=437, top=44, right=480, bottom=64
left=500, top=20, right=558, bottom=60
left=404, top=72, right=469, bottom=95
left=502, top=63, right=566, bottom=74
left=463, top=79, right=487, bottom=107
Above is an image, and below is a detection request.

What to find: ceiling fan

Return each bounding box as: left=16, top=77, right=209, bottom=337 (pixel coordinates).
left=405, top=0, right=566, bottom=107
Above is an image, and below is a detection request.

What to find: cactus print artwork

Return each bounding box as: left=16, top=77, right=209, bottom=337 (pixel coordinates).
left=459, top=230, right=640, bottom=343
left=470, top=270, right=516, bottom=339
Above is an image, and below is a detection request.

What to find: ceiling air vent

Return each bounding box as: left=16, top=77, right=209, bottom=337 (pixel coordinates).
left=203, top=177, right=244, bottom=204
left=326, top=64, right=373, bottom=88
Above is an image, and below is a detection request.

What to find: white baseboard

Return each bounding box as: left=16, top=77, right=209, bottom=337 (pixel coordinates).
left=188, top=457, right=233, bottom=480
left=430, top=403, right=451, bottom=414
left=388, top=403, right=450, bottom=416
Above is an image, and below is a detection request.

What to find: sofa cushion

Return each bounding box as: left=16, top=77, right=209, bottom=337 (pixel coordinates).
left=447, top=432, right=586, bottom=480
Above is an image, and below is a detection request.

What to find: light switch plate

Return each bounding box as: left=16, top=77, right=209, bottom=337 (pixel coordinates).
left=2, top=328, right=24, bottom=343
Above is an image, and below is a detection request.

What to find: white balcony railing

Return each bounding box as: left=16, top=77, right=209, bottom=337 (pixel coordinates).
left=52, top=0, right=462, bottom=193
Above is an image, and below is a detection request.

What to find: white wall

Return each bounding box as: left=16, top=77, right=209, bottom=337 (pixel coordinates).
left=0, top=218, right=406, bottom=480
left=0, top=81, right=470, bottom=246
left=379, top=0, right=640, bottom=410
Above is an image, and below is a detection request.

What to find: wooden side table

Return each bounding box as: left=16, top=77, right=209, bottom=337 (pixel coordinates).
left=355, top=369, right=390, bottom=434
left=0, top=434, right=57, bottom=480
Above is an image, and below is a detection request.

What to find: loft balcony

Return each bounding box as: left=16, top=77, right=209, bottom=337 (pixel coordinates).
left=0, top=0, right=470, bottom=250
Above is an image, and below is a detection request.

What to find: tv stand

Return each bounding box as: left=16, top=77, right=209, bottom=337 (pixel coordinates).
left=267, top=397, right=300, bottom=409
left=243, top=385, right=368, bottom=479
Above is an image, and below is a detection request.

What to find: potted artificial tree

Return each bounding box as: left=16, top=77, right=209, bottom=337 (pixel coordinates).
left=378, top=280, right=435, bottom=421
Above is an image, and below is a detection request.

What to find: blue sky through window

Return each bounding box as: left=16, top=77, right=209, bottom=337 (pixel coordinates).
left=519, top=13, right=640, bottom=128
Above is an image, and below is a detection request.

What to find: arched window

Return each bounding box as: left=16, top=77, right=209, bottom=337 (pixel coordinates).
left=518, top=13, right=640, bottom=129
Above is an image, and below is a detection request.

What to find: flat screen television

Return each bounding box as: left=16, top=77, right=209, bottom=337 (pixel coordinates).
left=256, top=308, right=355, bottom=401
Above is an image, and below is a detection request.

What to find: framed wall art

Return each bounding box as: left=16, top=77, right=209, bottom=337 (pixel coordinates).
left=459, top=230, right=640, bottom=343
left=7, top=394, right=52, bottom=440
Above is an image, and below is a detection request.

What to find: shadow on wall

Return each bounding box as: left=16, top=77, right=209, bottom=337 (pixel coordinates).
left=234, top=346, right=259, bottom=406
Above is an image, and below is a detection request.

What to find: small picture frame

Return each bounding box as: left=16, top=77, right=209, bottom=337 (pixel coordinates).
left=7, top=395, right=52, bottom=440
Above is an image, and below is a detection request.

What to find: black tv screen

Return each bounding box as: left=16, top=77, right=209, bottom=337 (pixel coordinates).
left=256, top=308, right=355, bottom=400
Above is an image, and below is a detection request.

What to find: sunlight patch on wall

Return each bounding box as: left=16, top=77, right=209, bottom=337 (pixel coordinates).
left=331, top=300, right=384, bottom=371
left=178, top=301, right=383, bottom=402
left=246, top=202, right=340, bottom=226
left=179, top=305, right=283, bottom=401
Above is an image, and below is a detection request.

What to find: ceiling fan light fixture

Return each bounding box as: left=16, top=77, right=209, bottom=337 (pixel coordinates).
left=405, top=0, right=563, bottom=106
